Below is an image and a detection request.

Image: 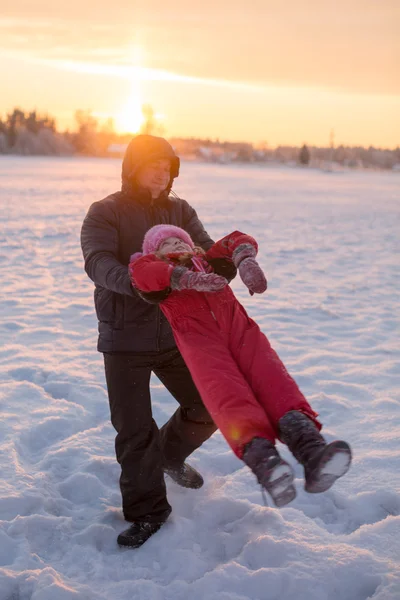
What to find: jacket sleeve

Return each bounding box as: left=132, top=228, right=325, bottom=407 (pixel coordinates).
left=130, top=255, right=174, bottom=293
left=81, top=200, right=135, bottom=296
left=181, top=200, right=214, bottom=251
left=205, top=231, right=258, bottom=261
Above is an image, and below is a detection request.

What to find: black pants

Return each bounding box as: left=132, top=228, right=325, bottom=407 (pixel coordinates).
left=103, top=348, right=216, bottom=523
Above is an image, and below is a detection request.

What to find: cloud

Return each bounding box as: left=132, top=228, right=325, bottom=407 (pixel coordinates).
left=6, top=51, right=266, bottom=94
left=1, top=2, right=399, bottom=95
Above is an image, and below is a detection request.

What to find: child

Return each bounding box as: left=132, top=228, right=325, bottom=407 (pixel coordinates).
left=129, top=225, right=352, bottom=507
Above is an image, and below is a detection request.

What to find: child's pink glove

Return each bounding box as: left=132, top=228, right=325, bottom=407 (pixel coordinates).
left=232, top=244, right=267, bottom=295
left=171, top=266, right=228, bottom=292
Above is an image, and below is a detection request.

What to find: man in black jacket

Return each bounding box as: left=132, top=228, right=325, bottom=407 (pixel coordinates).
left=81, top=135, right=221, bottom=548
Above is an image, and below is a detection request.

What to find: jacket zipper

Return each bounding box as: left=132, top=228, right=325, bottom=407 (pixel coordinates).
left=149, top=200, right=161, bottom=352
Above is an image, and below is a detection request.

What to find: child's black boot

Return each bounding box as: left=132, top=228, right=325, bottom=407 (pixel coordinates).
left=242, top=437, right=296, bottom=507
left=278, top=410, right=352, bottom=493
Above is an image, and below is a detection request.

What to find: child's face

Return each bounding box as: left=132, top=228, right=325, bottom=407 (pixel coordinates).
left=158, top=236, right=192, bottom=255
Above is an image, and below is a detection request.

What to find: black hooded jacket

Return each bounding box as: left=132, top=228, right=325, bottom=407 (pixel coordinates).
left=81, top=135, right=217, bottom=353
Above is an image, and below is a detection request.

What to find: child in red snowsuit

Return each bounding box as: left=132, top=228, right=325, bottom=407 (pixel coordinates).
left=129, top=225, right=352, bottom=507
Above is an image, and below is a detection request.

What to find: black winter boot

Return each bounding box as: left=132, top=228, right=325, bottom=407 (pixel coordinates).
left=164, top=462, right=204, bottom=489
left=242, top=437, right=296, bottom=507
left=117, top=514, right=170, bottom=548
left=279, top=411, right=352, bottom=493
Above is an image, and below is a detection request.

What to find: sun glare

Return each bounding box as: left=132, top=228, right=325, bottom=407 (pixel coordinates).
left=116, top=82, right=143, bottom=134
left=116, top=46, right=145, bottom=134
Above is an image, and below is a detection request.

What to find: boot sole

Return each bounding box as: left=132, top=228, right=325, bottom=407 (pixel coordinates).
left=117, top=536, right=147, bottom=548
left=305, top=441, right=352, bottom=493
left=265, top=463, right=297, bottom=508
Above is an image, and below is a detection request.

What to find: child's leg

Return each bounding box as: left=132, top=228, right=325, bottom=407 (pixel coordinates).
left=279, top=410, right=352, bottom=493
left=228, top=307, right=320, bottom=435
left=241, top=436, right=296, bottom=507
left=174, top=313, right=297, bottom=507
left=228, top=307, right=351, bottom=492
left=173, top=314, right=276, bottom=458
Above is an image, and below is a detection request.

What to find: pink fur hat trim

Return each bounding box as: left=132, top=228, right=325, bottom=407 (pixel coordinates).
left=142, top=225, right=194, bottom=254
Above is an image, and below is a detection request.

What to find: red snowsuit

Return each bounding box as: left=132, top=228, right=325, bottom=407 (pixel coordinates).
left=131, top=231, right=320, bottom=458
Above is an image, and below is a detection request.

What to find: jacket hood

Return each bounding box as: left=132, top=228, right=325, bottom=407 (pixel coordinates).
left=121, top=135, right=180, bottom=196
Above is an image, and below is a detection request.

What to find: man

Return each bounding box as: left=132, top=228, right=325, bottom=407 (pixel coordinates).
left=81, top=135, right=225, bottom=548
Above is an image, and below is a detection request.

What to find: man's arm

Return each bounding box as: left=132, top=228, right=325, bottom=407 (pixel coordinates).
left=180, top=199, right=239, bottom=279
left=81, top=200, right=136, bottom=296
left=181, top=200, right=214, bottom=250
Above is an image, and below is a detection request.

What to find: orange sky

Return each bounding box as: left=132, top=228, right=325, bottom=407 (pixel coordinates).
left=1, top=1, right=399, bottom=147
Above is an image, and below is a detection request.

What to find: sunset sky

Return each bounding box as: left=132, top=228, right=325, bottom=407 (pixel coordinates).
left=1, top=1, right=399, bottom=147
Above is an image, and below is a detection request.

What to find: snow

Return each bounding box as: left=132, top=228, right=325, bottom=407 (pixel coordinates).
left=0, top=156, right=399, bottom=600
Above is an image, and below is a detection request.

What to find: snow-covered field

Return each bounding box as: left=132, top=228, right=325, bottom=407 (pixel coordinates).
left=0, top=156, right=399, bottom=600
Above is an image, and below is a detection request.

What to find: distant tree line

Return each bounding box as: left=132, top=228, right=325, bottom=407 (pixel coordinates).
left=0, top=108, right=72, bottom=156
left=1, top=107, right=399, bottom=170
left=0, top=106, right=159, bottom=157
left=171, top=138, right=400, bottom=170
left=278, top=143, right=400, bottom=170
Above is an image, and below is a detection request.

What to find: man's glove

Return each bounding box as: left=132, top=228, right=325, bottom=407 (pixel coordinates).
left=171, top=266, right=228, bottom=292
left=232, top=244, right=267, bottom=295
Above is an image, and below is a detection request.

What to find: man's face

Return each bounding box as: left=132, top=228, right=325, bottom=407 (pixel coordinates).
left=136, top=158, right=171, bottom=198
left=158, top=236, right=192, bottom=255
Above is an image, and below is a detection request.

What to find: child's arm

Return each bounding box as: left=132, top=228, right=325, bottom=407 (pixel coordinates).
left=128, top=254, right=175, bottom=304
left=129, top=254, right=174, bottom=292
left=205, top=231, right=258, bottom=261
left=203, top=231, right=256, bottom=283
left=206, top=231, right=267, bottom=295
left=129, top=254, right=228, bottom=298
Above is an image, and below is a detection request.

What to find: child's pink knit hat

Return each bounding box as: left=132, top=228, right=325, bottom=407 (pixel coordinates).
left=142, top=224, right=194, bottom=255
